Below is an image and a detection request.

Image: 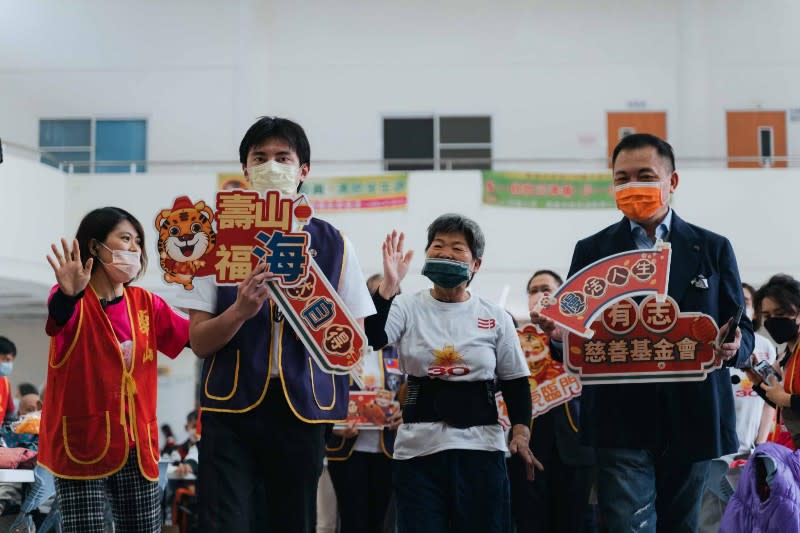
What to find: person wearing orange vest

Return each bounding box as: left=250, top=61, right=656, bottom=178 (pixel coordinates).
left=41, top=207, right=189, bottom=533
left=0, top=336, right=18, bottom=423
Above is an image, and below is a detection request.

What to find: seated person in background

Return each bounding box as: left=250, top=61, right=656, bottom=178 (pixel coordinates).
left=13, top=384, right=37, bottom=415
left=174, top=444, right=199, bottom=479
left=1, top=392, right=42, bottom=450
left=3, top=391, right=60, bottom=533
left=161, top=423, right=179, bottom=459
left=178, top=410, right=199, bottom=460
left=0, top=337, right=18, bottom=422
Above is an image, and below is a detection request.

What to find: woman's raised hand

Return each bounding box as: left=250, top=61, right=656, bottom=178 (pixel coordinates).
left=379, top=230, right=413, bottom=298
left=47, top=238, right=93, bottom=296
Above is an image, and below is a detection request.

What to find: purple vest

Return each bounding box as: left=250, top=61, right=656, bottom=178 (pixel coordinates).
left=201, top=218, right=350, bottom=421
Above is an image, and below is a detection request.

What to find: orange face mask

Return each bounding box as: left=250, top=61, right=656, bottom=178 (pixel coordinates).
left=614, top=182, right=665, bottom=220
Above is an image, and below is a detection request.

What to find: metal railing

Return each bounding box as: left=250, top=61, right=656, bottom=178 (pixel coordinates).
left=3, top=138, right=799, bottom=173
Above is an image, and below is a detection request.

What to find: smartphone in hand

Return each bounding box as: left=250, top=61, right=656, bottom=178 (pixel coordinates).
left=753, top=360, right=781, bottom=383
left=718, top=305, right=745, bottom=346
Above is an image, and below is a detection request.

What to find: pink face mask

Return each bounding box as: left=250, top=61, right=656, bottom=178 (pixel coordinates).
left=98, top=242, right=141, bottom=283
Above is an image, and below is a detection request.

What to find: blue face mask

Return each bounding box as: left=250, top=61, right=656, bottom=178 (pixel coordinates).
left=0, top=362, right=13, bottom=377
left=422, top=258, right=472, bottom=289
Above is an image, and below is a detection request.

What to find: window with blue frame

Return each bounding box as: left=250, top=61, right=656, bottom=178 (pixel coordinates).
left=39, top=118, right=147, bottom=173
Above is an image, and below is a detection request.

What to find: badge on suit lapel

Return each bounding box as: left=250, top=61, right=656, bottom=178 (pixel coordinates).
left=690, top=275, right=709, bottom=289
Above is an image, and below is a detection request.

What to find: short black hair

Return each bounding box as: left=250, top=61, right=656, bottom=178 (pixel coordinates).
left=425, top=214, right=485, bottom=259
left=186, top=410, right=198, bottom=424
left=527, top=269, right=563, bottom=293
left=75, top=207, right=147, bottom=281
left=0, top=336, right=16, bottom=357
left=17, top=383, right=37, bottom=396
left=239, top=116, right=311, bottom=167
left=611, top=133, right=675, bottom=174
left=754, top=274, right=800, bottom=318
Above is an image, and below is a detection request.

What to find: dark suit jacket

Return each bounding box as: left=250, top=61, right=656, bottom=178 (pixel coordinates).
left=567, top=212, right=754, bottom=462
left=531, top=399, right=594, bottom=466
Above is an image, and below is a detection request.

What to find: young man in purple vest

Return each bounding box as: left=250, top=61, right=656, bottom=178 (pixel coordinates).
left=177, top=117, right=375, bottom=532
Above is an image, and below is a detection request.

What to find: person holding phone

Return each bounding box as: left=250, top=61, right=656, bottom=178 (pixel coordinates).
left=748, top=274, right=800, bottom=449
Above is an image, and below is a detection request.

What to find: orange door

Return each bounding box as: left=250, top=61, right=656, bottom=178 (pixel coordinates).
left=606, top=112, right=667, bottom=165
left=726, top=111, right=787, bottom=168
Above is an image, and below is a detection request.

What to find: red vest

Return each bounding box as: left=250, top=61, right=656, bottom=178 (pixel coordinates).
left=39, top=286, right=161, bottom=480
left=0, top=378, right=9, bottom=421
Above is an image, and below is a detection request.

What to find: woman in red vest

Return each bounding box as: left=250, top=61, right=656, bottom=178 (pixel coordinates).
left=41, top=207, right=190, bottom=533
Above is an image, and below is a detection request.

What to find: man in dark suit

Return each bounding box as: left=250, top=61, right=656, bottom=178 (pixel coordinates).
left=533, top=133, right=753, bottom=532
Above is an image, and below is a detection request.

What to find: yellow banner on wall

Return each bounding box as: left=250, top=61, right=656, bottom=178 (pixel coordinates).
left=216, top=173, right=408, bottom=212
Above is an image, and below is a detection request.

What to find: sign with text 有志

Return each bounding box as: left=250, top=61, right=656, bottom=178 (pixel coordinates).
left=565, top=295, right=720, bottom=384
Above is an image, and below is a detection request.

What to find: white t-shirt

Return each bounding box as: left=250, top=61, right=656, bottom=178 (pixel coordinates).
left=385, top=290, right=529, bottom=460
left=175, top=234, right=376, bottom=377
left=730, top=332, right=777, bottom=453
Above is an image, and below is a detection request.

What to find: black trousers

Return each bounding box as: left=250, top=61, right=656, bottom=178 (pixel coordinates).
left=328, top=451, right=393, bottom=533
left=508, top=449, right=593, bottom=533
left=198, top=382, right=326, bottom=533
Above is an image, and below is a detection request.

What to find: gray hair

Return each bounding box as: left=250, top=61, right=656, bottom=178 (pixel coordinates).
left=425, top=213, right=485, bottom=259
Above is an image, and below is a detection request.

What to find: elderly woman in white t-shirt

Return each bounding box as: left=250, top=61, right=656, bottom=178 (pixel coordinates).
left=364, top=213, right=542, bottom=533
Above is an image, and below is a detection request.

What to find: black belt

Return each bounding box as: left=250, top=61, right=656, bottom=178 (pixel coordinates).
left=402, top=376, right=498, bottom=429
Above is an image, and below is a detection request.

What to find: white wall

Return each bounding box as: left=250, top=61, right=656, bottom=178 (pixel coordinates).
left=2, top=0, right=799, bottom=164
left=3, top=151, right=798, bottom=321
left=0, top=153, right=66, bottom=286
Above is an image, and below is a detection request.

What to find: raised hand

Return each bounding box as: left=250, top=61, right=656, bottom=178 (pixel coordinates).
left=379, top=230, right=414, bottom=298
left=47, top=238, right=93, bottom=296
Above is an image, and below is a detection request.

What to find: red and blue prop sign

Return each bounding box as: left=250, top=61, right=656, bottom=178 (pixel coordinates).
left=537, top=242, right=672, bottom=338
left=155, top=192, right=367, bottom=374
left=565, top=295, right=720, bottom=384
left=517, top=324, right=582, bottom=417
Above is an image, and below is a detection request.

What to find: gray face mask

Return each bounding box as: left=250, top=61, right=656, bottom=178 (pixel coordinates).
left=422, top=258, right=471, bottom=289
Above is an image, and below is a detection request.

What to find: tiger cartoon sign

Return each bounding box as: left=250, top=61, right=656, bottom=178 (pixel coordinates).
left=155, top=191, right=368, bottom=375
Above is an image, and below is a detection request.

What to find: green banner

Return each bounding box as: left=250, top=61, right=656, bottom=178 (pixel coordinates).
left=482, top=170, right=615, bottom=209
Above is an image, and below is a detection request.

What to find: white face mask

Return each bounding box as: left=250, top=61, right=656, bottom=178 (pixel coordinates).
left=248, top=160, right=300, bottom=195
left=98, top=242, right=141, bottom=283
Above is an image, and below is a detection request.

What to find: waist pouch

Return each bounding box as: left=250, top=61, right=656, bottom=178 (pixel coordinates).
left=402, top=376, right=498, bottom=429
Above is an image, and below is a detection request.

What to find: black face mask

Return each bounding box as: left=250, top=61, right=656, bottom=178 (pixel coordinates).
left=764, top=316, right=800, bottom=344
